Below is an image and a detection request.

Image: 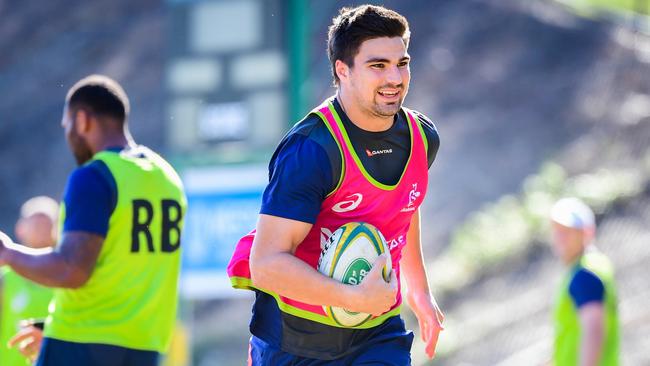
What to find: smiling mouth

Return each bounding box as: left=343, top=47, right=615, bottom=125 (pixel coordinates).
left=377, top=90, right=400, bottom=98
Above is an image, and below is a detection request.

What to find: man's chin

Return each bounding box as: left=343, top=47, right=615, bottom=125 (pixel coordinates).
left=375, top=104, right=401, bottom=117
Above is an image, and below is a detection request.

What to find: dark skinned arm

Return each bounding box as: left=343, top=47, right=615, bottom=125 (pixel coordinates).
left=0, top=231, right=103, bottom=289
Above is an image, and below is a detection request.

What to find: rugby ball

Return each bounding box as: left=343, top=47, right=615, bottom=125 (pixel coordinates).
left=317, top=222, right=392, bottom=327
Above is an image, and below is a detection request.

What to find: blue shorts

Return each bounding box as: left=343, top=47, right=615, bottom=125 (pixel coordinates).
left=248, top=320, right=414, bottom=365
left=36, top=337, right=160, bottom=366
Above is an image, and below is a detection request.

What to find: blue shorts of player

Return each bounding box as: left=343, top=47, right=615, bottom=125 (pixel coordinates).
left=248, top=316, right=414, bottom=365
left=36, top=338, right=159, bottom=366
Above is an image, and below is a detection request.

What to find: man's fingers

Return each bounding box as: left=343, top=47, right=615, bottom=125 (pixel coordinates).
left=436, top=307, right=445, bottom=325
left=8, top=328, right=34, bottom=347
left=380, top=269, right=397, bottom=292
left=9, top=326, right=43, bottom=361
left=419, top=318, right=427, bottom=342
left=425, top=328, right=440, bottom=359
left=435, top=309, right=445, bottom=330
left=425, top=318, right=443, bottom=359
left=367, top=254, right=387, bottom=280
left=19, top=339, right=39, bottom=357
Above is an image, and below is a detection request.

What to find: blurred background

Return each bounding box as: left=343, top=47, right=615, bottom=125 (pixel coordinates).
left=1, top=0, right=649, bottom=365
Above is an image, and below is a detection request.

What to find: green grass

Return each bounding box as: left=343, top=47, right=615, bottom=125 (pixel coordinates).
left=556, top=0, right=650, bottom=16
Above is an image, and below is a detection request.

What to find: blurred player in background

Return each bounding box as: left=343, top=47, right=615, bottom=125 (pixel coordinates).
left=228, top=5, right=443, bottom=365
left=0, top=75, right=187, bottom=366
left=550, top=198, right=620, bottom=366
left=0, top=196, right=57, bottom=365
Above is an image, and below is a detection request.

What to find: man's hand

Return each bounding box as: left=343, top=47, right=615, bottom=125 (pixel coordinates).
left=8, top=325, right=44, bottom=362
left=407, top=291, right=444, bottom=359
left=349, top=254, right=398, bottom=316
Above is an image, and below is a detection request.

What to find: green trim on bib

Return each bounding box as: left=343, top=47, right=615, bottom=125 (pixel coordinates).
left=314, top=110, right=345, bottom=198
left=327, top=103, right=414, bottom=191
left=404, top=107, right=429, bottom=154
left=229, top=276, right=401, bottom=329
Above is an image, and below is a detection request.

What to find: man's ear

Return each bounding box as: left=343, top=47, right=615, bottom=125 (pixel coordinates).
left=335, top=60, right=350, bottom=83
left=74, top=108, right=91, bottom=133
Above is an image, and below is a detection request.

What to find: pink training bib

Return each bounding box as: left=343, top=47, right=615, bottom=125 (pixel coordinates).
left=228, top=99, right=429, bottom=328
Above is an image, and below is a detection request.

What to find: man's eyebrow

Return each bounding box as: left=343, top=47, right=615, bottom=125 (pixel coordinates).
left=364, top=56, right=411, bottom=64
left=364, top=57, right=390, bottom=64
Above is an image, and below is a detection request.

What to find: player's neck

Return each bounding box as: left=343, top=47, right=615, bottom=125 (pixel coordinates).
left=336, top=92, right=394, bottom=132
left=94, top=134, right=131, bottom=154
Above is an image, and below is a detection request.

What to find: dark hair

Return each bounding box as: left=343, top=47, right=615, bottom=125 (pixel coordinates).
left=327, top=5, right=410, bottom=85
left=66, top=74, right=130, bottom=124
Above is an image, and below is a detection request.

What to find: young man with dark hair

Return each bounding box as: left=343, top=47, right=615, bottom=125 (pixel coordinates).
left=0, top=75, right=187, bottom=366
left=228, top=5, right=443, bottom=364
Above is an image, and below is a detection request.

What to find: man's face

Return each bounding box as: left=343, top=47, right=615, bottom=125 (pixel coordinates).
left=61, top=104, right=93, bottom=165
left=16, top=213, right=56, bottom=249
left=551, top=221, right=585, bottom=264
left=343, top=36, right=411, bottom=118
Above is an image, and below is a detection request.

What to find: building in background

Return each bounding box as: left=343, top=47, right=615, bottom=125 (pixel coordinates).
left=165, top=0, right=310, bottom=298
left=165, top=0, right=311, bottom=162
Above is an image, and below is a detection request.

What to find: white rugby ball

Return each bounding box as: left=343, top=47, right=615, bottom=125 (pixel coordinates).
left=317, top=222, right=392, bottom=327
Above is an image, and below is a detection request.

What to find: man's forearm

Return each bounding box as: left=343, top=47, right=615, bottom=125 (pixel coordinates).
left=580, top=331, right=603, bottom=366
left=251, top=251, right=356, bottom=309
left=401, top=209, right=433, bottom=297
left=579, top=303, right=605, bottom=366
left=400, top=248, right=431, bottom=297
left=4, top=244, right=84, bottom=288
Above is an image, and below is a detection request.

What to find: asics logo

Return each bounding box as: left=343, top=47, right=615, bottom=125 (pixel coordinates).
left=332, top=193, right=363, bottom=213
